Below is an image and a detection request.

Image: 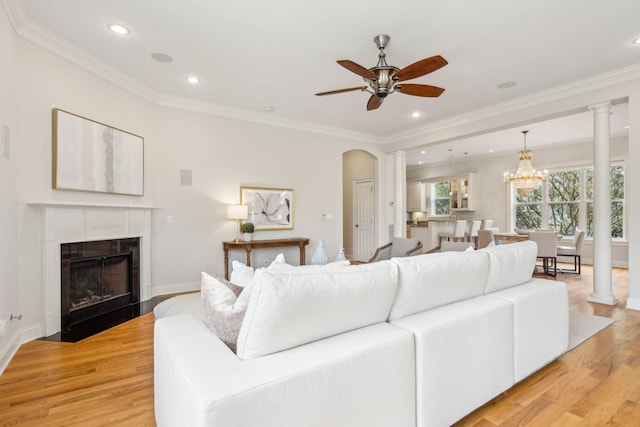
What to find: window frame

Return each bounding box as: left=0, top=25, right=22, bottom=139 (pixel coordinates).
left=509, top=160, right=625, bottom=241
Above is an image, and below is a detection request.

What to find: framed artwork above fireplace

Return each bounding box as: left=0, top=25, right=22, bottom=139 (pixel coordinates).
left=52, top=108, right=144, bottom=196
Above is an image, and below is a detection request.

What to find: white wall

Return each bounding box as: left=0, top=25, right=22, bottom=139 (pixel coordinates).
left=1, top=18, right=387, bottom=368
left=0, top=4, right=20, bottom=373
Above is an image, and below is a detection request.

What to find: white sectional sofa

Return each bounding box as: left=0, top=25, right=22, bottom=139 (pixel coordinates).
left=154, top=241, right=569, bottom=427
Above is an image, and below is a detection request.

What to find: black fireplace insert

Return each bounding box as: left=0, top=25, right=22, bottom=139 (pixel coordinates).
left=60, top=238, right=140, bottom=342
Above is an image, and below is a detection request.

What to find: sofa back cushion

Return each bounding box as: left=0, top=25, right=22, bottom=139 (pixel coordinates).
left=388, top=250, right=489, bottom=320
left=481, top=240, right=537, bottom=293
left=236, top=261, right=398, bottom=360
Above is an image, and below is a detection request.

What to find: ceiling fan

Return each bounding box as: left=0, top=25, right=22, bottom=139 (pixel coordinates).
left=315, top=34, right=448, bottom=111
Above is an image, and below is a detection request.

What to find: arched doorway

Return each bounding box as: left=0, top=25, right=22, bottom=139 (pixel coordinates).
left=342, top=150, right=377, bottom=261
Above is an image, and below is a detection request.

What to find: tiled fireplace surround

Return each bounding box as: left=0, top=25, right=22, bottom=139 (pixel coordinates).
left=35, top=203, right=153, bottom=337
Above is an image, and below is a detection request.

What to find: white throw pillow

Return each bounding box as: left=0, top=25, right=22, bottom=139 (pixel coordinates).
left=201, top=272, right=253, bottom=352
left=230, top=254, right=286, bottom=286
left=236, top=261, right=398, bottom=360
left=229, top=260, right=255, bottom=286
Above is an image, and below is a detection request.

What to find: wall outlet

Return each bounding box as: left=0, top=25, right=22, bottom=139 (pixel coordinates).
left=0, top=319, right=6, bottom=338
left=166, top=215, right=174, bottom=224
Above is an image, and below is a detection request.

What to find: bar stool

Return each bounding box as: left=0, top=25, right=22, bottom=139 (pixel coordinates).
left=465, top=220, right=482, bottom=246
left=438, top=220, right=467, bottom=244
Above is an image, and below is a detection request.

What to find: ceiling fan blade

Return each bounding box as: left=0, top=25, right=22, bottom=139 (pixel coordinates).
left=396, top=83, right=445, bottom=97
left=337, top=60, right=378, bottom=80
left=367, top=95, right=382, bottom=111
left=393, top=55, right=448, bottom=82
left=315, top=86, right=367, bottom=96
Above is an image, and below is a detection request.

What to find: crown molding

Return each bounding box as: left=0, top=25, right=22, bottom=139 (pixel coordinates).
left=5, top=0, right=640, bottom=147
left=156, top=95, right=377, bottom=143
left=384, top=63, right=640, bottom=146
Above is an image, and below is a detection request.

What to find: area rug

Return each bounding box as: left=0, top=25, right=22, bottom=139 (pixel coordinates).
left=568, top=311, right=615, bottom=351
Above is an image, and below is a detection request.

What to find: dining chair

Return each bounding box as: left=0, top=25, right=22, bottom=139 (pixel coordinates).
left=557, top=228, right=585, bottom=274
left=480, top=219, right=494, bottom=230
left=528, top=230, right=558, bottom=277
left=477, top=229, right=495, bottom=249
left=438, top=220, right=467, bottom=244
left=465, top=220, right=482, bottom=246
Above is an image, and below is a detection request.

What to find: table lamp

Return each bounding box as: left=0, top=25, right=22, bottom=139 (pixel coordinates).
left=227, top=204, right=248, bottom=242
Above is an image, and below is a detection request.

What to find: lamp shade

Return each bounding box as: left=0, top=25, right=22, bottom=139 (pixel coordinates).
left=227, top=204, right=248, bottom=220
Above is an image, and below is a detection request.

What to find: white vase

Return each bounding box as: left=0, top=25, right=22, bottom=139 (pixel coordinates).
left=335, top=247, right=347, bottom=262
left=311, top=238, right=329, bottom=265
left=243, top=233, right=253, bottom=241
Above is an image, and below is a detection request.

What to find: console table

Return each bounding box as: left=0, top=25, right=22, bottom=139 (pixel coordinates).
left=223, top=238, right=310, bottom=279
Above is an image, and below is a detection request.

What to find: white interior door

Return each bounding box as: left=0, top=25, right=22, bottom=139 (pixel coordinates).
left=353, top=179, right=375, bottom=262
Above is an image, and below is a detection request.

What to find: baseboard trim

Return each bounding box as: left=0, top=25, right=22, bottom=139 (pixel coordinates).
left=0, top=331, right=21, bottom=376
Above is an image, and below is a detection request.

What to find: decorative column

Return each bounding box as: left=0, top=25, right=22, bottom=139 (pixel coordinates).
left=394, top=151, right=407, bottom=238
left=588, top=101, right=617, bottom=305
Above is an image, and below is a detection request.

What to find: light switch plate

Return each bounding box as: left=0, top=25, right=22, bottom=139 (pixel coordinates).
left=2, top=124, right=9, bottom=159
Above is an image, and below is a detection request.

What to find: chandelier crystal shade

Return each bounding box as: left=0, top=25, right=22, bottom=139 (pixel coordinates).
left=503, top=130, right=547, bottom=195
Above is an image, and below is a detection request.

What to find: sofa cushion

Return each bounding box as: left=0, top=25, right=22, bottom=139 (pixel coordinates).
left=388, top=250, right=490, bottom=321
left=236, top=261, right=399, bottom=360
left=201, top=272, right=254, bottom=352
left=481, top=240, right=537, bottom=293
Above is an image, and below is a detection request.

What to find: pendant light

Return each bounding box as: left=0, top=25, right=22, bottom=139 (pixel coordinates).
left=503, top=130, right=547, bottom=195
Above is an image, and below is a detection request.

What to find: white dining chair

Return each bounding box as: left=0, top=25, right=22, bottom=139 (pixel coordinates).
left=557, top=228, right=585, bottom=274
left=528, top=230, right=558, bottom=277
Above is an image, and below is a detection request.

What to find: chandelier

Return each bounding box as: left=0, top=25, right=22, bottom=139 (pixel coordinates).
left=503, top=130, right=547, bottom=195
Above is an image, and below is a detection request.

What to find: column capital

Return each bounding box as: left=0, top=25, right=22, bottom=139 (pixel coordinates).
left=588, top=101, right=613, bottom=114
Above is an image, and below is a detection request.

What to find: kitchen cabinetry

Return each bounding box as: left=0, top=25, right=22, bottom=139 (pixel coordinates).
left=449, top=173, right=474, bottom=211
left=407, top=181, right=426, bottom=212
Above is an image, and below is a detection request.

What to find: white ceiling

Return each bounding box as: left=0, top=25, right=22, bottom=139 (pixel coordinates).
left=7, top=0, right=640, bottom=165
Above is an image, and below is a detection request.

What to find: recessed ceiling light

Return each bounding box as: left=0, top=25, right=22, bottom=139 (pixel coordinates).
left=151, top=52, right=173, bottom=63
left=633, top=37, right=640, bottom=45
left=418, top=161, right=423, bottom=165
left=108, top=24, right=129, bottom=35
left=489, top=149, right=495, bottom=153
left=497, top=81, right=517, bottom=89
left=624, top=125, right=630, bottom=129
left=186, top=76, right=200, bottom=85
left=411, top=111, right=421, bottom=118
left=263, top=106, right=274, bottom=112
left=420, top=150, right=426, bottom=154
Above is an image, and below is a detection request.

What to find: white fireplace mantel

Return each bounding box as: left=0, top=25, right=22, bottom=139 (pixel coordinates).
left=31, top=202, right=154, bottom=336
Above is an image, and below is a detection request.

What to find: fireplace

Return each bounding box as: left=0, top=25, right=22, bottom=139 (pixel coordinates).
left=60, top=238, right=140, bottom=342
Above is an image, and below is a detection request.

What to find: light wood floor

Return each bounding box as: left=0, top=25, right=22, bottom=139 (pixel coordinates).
left=0, top=265, right=637, bottom=426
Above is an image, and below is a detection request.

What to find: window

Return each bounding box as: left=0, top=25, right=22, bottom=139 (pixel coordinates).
left=513, top=164, right=624, bottom=239
left=431, top=181, right=451, bottom=216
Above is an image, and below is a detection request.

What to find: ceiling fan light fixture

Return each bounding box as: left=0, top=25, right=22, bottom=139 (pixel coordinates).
left=503, top=130, right=547, bottom=195
left=315, top=35, right=447, bottom=111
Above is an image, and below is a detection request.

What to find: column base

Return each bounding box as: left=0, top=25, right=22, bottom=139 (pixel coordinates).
left=626, top=297, right=640, bottom=311
left=587, top=294, right=618, bottom=306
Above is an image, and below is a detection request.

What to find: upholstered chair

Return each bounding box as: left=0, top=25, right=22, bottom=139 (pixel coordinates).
left=557, top=228, right=585, bottom=274
left=477, top=229, right=496, bottom=249
left=528, top=230, right=558, bottom=277
left=368, top=237, right=423, bottom=262
left=480, top=219, right=494, bottom=230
